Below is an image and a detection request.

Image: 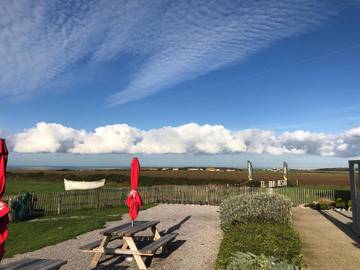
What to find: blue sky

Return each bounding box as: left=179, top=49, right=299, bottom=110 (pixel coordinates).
left=1, top=0, right=360, bottom=168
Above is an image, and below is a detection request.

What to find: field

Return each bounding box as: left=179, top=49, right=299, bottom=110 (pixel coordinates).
left=5, top=168, right=349, bottom=194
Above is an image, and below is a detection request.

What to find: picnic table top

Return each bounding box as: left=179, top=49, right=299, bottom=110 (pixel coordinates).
left=101, top=220, right=160, bottom=237
left=0, top=258, right=67, bottom=270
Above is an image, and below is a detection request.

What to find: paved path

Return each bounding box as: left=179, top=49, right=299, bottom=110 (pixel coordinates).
left=2, top=204, right=222, bottom=270
left=293, top=207, right=360, bottom=270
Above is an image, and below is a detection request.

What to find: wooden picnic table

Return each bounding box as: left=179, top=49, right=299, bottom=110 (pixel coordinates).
left=80, top=220, right=177, bottom=270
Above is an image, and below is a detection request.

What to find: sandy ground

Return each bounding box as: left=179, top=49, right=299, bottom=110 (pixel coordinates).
left=2, top=204, right=222, bottom=270
left=293, top=207, right=360, bottom=270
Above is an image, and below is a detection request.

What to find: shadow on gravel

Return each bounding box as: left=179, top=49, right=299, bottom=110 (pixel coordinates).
left=95, top=258, right=129, bottom=270
left=160, top=215, right=191, bottom=235
left=318, top=210, right=360, bottom=249
left=145, top=239, right=186, bottom=266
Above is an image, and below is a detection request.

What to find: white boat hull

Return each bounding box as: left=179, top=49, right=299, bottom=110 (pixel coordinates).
left=64, top=179, right=106, bottom=191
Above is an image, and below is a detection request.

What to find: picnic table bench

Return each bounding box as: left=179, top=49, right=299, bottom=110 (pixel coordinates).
left=0, top=258, right=67, bottom=270
left=80, top=220, right=177, bottom=270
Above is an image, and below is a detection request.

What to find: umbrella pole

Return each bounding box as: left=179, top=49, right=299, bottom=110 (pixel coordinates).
left=132, top=220, right=134, bottom=227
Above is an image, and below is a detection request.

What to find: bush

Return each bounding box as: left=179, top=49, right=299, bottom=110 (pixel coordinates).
left=224, top=252, right=299, bottom=270
left=216, top=223, right=303, bottom=269
left=335, top=198, right=345, bottom=208
left=220, top=193, right=292, bottom=231
left=10, top=192, right=35, bottom=222
left=348, top=200, right=352, bottom=209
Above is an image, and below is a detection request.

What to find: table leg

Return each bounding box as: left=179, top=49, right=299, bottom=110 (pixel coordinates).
left=151, top=226, right=163, bottom=253
left=121, top=240, right=128, bottom=250
left=90, top=235, right=110, bottom=268
left=151, top=226, right=161, bottom=240
left=123, top=236, right=147, bottom=270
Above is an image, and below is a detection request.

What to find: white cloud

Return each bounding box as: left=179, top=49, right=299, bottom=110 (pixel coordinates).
left=6, top=122, right=360, bottom=157
left=13, top=122, right=84, bottom=153
left=0, top=0, right=349, bottom=103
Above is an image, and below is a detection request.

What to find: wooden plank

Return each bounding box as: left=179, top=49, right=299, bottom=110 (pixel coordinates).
left=89, top=235, right=111, bottom=268
left=101, top=222, right=143, bottom=236
left=102, top=221, right=159, bottom=237
left=140, top=233, right=177, bottom=255
left=0, top=258, right=67, bottom=270
left=80, top=235, right=120, bottom=251
left=123, top=236, right=147, bottom=270
left=38, top=260, right=67, bottom=270
left=123, top=221, right=160, bottom=236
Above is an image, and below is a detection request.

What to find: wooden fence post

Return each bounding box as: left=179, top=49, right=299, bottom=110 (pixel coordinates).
left=96, top=189, right=100, bottom=209
left=57, top=194, right=62, bottom=215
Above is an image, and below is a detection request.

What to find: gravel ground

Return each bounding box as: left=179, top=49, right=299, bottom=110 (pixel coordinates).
left=2, top=204, right=222, bottom=270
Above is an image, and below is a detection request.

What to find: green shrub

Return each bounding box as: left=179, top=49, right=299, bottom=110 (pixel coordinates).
left=224, top=252, right=299, bottom=270
left=348, top=200, right=352, bottom=209
left=335, top=197, right=345, bottom=208
left=220, top=193, right=292, bottom=231
left=216, top=223, right=303, bottom=269
left=10, top=192, right=35, bottom=222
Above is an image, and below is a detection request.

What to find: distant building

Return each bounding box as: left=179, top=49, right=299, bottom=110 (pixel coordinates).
left=187, top=168, right=199, bottom=171
left=206, top=167, right=216, bottom=172
left=172, top=168, right=179, bottom=171
left=225, top=168, right=236, bottom=172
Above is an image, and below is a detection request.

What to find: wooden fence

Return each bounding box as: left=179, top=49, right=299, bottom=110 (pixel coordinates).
left=5, top=185, right=336, bottom=215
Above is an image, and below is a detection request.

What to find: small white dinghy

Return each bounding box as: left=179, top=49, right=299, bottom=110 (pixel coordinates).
left=64, top=178, right=106, bottom=191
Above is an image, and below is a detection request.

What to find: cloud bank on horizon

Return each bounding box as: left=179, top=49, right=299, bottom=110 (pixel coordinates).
left=0, top=0, right=348, bottom=104
left=2, top=122, right=360, bottom=158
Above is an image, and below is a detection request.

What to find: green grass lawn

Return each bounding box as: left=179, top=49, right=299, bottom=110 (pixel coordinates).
left=5, top=179, right=65, bottom=194
left=5, top=204, right=154, bottom=258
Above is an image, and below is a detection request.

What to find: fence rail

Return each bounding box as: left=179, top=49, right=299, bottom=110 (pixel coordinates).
left=4, top=185, right=337, bottom=215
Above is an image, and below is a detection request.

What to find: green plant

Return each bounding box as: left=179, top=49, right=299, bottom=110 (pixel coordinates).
left=348, top=200, right=352, bottom=209
left=216, top=223, right=303, bottom=269
left=224, top=252, right=299, bottom=270
left=10, top=192, right=35, bottom=222
left=335, top=197, right=345, bottom=208
left=220, top=193, right=292, bottom=231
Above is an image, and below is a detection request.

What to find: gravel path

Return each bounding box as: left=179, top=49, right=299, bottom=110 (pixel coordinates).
left=2, top=204, right=222, bottom=270
left=293, top=207, right=360, bottom=270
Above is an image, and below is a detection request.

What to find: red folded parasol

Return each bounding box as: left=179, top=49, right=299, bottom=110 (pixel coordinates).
left=0, top=139, right=10, bottom=261
left=125, top=158, right=142, bottom=224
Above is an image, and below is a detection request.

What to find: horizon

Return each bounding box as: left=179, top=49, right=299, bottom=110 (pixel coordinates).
left=7, top=165, right=349, bottom=170
left=1, top=1, right=360, bottom=168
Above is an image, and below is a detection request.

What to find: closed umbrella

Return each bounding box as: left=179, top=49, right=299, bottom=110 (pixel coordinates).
left=0, top=139, right=10, bottom=261
left=125, top=158, right=142, bottom=226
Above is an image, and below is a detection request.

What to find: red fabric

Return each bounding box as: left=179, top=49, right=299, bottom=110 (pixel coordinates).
left=0, top=215, right=9, bottom=261
left=130, top=158, right=140, bottom=190
left=0, top=139, right=8, bottom=199
left=0, top=139, right=9, bottom=262
left=126, top=158, right=142, bottom=221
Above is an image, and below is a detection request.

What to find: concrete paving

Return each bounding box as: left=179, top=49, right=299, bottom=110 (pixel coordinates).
left=293, top=207, right=360, bottom=270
